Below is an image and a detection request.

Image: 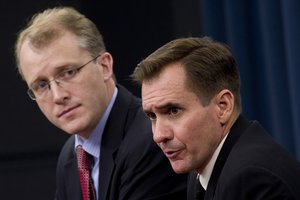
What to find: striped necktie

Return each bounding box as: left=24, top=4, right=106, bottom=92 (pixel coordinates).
left=76, top=145, right=96, bottom=200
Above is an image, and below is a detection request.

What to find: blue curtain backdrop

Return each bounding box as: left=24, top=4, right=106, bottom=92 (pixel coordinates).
left=200, top=0, right=300, bottom=160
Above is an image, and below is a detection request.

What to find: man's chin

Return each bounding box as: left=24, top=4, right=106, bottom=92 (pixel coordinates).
left=59, top=125, right=80, bottom=135
left=170, top=160, right=189, bottom=174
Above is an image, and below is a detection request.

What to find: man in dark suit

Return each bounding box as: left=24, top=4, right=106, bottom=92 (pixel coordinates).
left=132, top=36, right=300, bottom=199
left=15, top=7, right=187, bottom=200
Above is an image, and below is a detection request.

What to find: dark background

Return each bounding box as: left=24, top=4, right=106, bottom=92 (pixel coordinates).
left=0, top=1, right=201, bottom=199
left=3, top=1, right=300, bottom=199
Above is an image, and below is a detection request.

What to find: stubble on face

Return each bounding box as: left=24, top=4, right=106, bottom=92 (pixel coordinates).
left=142, top=63, right=224, bottom=174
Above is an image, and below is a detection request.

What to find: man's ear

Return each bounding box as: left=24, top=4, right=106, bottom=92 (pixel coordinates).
left=97, top=52, right=113, bottom=80
left=215, top=89, right=234, bottom=125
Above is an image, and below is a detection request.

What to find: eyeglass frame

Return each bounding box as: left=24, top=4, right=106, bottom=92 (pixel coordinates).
left=27, top=54, right=101, bottom=100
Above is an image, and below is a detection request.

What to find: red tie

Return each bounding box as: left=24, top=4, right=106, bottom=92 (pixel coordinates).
left=76, top=145, right=96, bottom=200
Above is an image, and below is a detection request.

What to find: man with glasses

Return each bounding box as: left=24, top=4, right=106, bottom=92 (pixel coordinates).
left=15, top=7, right=187, bottom=200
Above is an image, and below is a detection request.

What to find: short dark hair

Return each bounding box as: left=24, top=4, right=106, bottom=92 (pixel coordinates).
left=132, top=37, right=241, bottom=112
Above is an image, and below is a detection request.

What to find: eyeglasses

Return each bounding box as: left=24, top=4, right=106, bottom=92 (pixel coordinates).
left=27, top=54, right=100, bottom=100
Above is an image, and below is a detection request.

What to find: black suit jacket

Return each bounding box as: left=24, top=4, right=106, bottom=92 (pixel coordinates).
left=55, top=85, right=187, bottom=200
left=188, top=115, right=300, bottom=200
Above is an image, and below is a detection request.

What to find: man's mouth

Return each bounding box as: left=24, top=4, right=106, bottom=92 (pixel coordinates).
left=58, top=105, right=80, bottom=118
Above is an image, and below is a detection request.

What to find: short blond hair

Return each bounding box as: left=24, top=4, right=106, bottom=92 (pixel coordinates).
left=15, top=6, right=106, bottom=77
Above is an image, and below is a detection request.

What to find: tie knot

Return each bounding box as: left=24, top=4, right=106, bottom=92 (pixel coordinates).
left=76, top=145, right=93, bottom=170
left=195, top=175, right=205, bottom=199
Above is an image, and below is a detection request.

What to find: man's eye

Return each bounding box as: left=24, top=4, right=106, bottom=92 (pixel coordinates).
left=146, top=112, right=157, bottom=121
left=33, top=81, right=48, bottom=91
left=60, top=68, right=77, bottom=79
left=169, top=107, right=180, bottom=115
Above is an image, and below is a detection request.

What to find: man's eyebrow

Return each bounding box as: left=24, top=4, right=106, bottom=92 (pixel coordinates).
left=29, top=63, right=75, bottom=85
left=144, top=102, right=180, bottom=113
left=156, top=102, right=180, bottom=109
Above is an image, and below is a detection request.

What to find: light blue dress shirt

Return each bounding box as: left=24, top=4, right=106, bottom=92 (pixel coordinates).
left=75, top=87, right=118, bottom=200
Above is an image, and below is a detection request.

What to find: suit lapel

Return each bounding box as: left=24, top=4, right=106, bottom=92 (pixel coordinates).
left=99, top=85, right=133, bottom=200
left=205, top=115, right=251, bottom=199
left=187, top=172, right=202, bottom=200
left=63, top=138, right=82, bottom=200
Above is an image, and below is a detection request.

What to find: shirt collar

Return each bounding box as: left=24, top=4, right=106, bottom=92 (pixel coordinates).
left=198, top=132, right=229, bottom=190
left=75, top=87, right=118, bottom=158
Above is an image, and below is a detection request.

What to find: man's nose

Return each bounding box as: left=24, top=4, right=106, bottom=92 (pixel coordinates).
left=50, top=82, right=70, bottom=103
left=152, top=119, right=173, bottom=144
